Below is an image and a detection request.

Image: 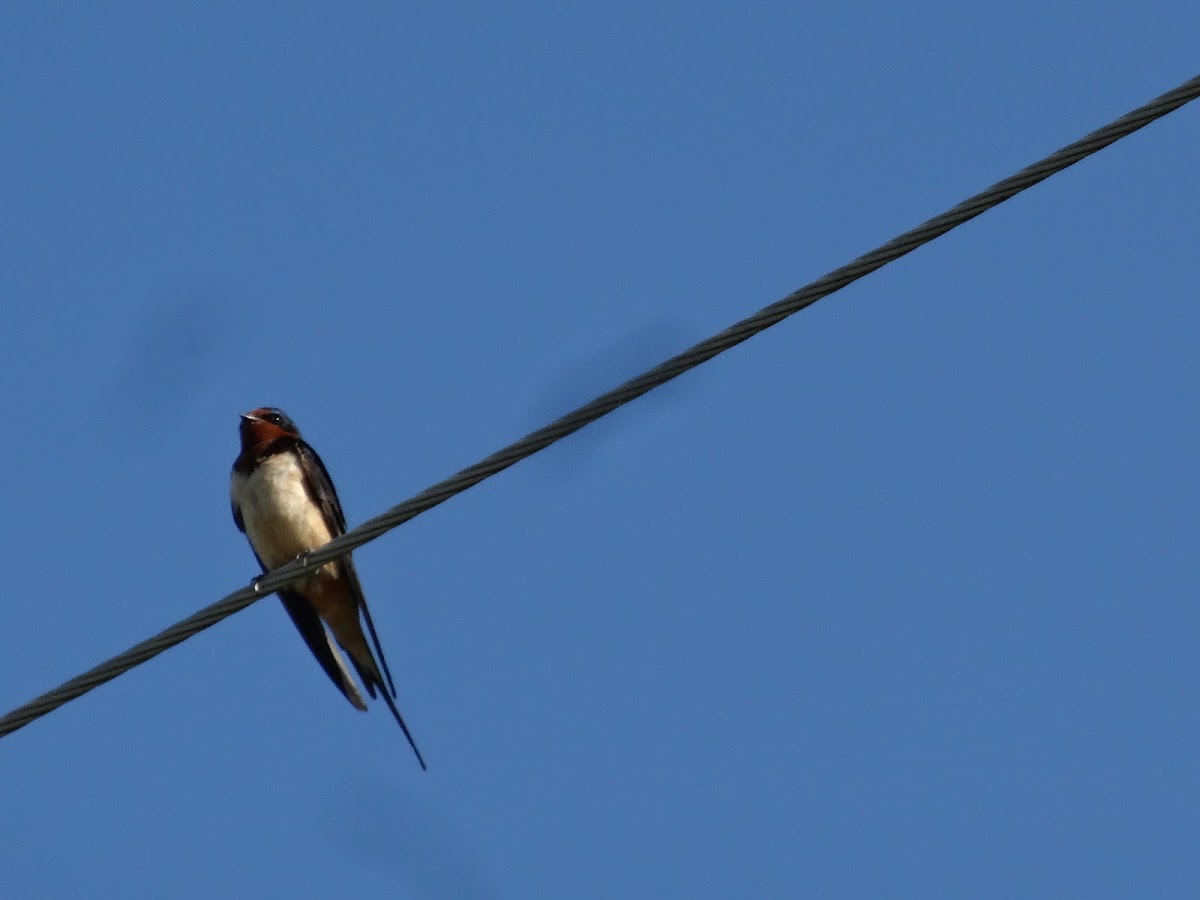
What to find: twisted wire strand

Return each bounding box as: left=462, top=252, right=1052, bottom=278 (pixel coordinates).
left=2, top=73, right=1197, bottom=739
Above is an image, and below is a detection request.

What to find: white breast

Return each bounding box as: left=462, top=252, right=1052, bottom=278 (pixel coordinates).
left=231, top=453, right=336, bottom=571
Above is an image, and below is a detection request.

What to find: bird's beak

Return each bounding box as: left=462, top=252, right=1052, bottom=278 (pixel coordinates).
left=240, top=413, right=262, bottom=424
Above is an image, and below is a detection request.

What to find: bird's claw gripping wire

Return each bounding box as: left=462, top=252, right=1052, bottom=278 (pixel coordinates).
left=251, top=551, right=315, bottom=594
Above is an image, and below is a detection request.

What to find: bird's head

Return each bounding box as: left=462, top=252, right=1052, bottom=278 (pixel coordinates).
left=238, top=407, right=300, bottom=449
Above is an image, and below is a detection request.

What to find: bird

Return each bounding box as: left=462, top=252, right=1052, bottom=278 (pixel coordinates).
left=230, top=406, right=426, bottom=770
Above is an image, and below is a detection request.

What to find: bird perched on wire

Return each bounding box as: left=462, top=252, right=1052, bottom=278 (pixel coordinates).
left=230, top=407, right=426, bottom=770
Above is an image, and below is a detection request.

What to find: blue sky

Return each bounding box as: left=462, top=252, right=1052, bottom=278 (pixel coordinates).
left=2, top=4, right=1197, bottom=898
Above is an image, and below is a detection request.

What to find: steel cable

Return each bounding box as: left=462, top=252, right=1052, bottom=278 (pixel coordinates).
left=2, top=73, right=1197, bottom=739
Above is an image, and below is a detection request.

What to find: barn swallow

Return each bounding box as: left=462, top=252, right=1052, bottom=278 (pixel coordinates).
left=230, top=407, right=426, bottom=770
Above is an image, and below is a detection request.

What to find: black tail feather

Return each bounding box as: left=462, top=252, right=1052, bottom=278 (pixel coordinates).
left=358, top=600, right=398, bottom=698
left=379, top=688, right=427, bottom=771
left=347, top=655, right=379, bottom=700
left=346, top=647, right=427, bottom=770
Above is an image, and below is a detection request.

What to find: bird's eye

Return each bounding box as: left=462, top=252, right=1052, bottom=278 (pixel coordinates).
left=266, top=412, right=282, bottom=424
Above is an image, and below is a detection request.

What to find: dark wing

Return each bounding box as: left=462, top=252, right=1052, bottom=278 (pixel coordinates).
left=294, top=439, right=399, bottom=698
left=233, top=491, right=366, bottom=711
left=277, top=590, right=368, bottom=711
left=294, top=439, right=348, bottom=531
